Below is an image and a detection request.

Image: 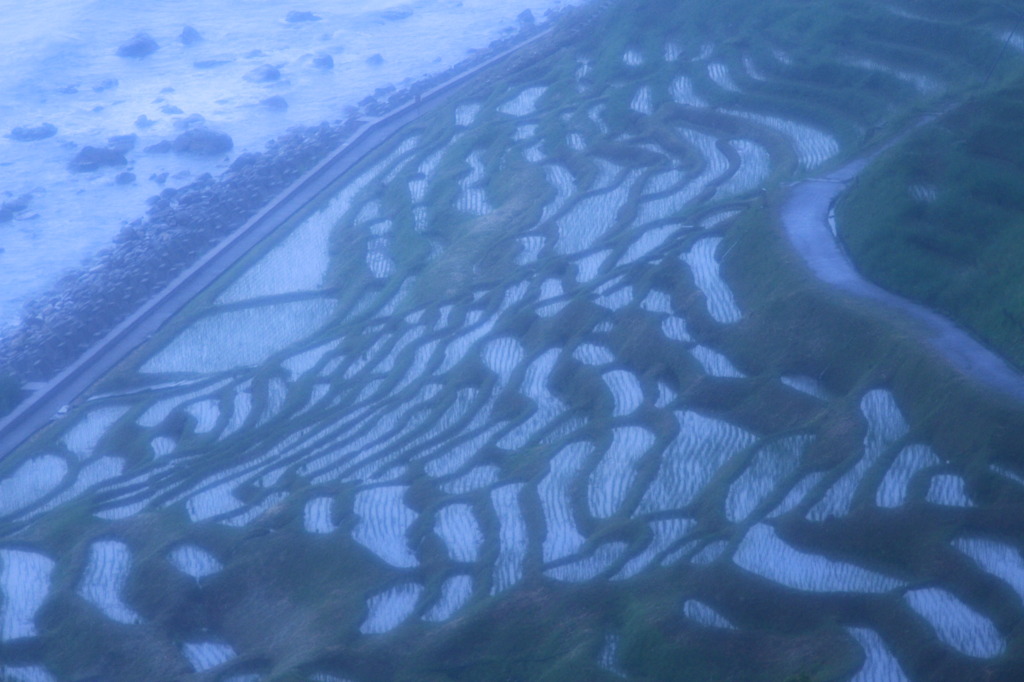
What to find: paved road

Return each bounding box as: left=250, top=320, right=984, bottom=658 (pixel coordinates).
left=0, top=19, right=569, bottom=459
left=781, top=155, right=1024, bottom=402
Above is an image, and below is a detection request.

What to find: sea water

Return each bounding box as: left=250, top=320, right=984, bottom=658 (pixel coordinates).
left=0, top=0, right=577, bottom=329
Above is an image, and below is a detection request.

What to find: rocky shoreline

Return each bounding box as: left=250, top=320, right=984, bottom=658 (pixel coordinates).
left=0, top=3, right=593, bottom=397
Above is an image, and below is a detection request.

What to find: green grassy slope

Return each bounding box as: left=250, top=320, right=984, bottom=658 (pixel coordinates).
left=839, top=83, right=1024, bottom=368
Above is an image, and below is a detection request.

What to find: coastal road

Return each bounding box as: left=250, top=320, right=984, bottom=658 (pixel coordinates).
left=0, top=14, right=578, bottom=459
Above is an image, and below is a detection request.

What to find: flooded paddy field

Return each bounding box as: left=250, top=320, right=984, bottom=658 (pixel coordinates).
left=4, top=0, right=1024, bottom=679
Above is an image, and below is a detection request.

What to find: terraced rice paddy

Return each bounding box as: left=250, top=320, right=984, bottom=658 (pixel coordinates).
left=3, top=0, right=1024, bottom=679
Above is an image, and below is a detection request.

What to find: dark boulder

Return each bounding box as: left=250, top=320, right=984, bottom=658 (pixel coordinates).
left=116, top=32, right=159, bottom=58
left=286, top=10, right=320, bottom=22
left=244, top=64, right=281, bottom=82
left=366, top=53, right=384, bottom=66
left=107, top=134, right=138, bottom=153
left=93, top=78, right=119, bottom=92
left=144, top=140, right=173, bottom=153
left=9, top=123, right=57, bottom=142
left=171, top=128, right=233, bottom=156
left=517, top=9, right=535, bottom=24
left=3, top=194, right=32, bottom=213
left=180, top=25, right=202, bottom=45
left=174, top=113, right=206, bottom=130
left=312, top=52, right=334, bottom=69
left=68, top=146, right=127, bottom=172
left=228, top=152, right=260, bottom=172
left=260, top=95, right=289, bottom=111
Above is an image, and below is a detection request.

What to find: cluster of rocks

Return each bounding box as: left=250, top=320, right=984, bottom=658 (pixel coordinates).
left=286, top=10, right=321, bottom=23
left=7, top=123, right=57, bottom=142
left=114, top=10, right=340, bottom=62
left=116, top=25, right=203, bottom=58
left=17, top=7, right=488, bottom=178
left=0, top=119, right=359, bottom=382
left=0, top=194, right=33, bottom=224
left=0, top=1, right=593, bottom=387
left=68, top=145, right=128, bottom=173
left=65, top=125, right=233, bottom=175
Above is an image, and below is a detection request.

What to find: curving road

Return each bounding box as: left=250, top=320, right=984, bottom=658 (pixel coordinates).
left=781, top=154, right=1024, bottom=402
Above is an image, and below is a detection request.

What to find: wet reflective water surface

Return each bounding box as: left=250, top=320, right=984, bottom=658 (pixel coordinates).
left=3, top=0, right=1024, bottom=679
